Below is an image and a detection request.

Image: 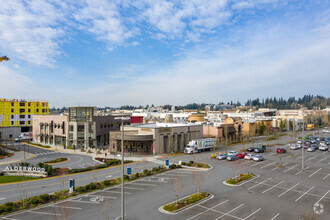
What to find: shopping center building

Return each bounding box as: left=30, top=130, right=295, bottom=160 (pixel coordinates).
left=33, top=107, right=130, bottom=149
left=109, top=123, right=203, bottom=155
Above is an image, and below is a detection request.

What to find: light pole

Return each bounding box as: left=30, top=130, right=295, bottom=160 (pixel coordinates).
left=114, top=116, right=130, bottom=220
left=301, top=119, right=305, bottom=171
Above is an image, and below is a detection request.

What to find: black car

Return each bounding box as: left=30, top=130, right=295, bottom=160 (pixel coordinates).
left=254, top=148, right=264, bottom=153
left=311, top=144, right=319, bottom=150
left=247, top=147, right=255, bottom=152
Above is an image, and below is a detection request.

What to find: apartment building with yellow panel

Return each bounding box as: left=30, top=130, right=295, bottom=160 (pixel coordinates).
left=0, top=99, right=48, bottom=141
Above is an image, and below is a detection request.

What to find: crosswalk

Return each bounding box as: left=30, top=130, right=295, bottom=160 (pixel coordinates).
left=34, top=151, right=59, bottom=156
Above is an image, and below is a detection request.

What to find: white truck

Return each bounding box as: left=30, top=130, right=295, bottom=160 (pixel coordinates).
left=15, top=132, right=33, bottom=142
left=184, top=138, right=216, bottom=154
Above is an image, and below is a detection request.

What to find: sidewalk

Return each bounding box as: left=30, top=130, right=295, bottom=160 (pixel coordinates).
left=54, top=145, right=164, bottom=162
left=0, top=151, right=35, bottom=166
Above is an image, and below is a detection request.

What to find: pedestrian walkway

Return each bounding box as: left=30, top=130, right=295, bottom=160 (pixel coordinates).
left=0, top=151, right=34, bottom=165
left=34, top=151, right=59, bottom=156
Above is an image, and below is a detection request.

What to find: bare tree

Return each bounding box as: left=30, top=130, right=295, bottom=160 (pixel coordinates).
left=232, top=160, right=241, bottom=180
left=245, top=160, right=252, bottom=175
left=192, top=171, right=204, bottom=194
left=277, top=153, right=284, bottom=167
left=52, top=203, right=71, bottom=220
left=300, top=210, right=316, bottom=220
left=170, top=174, right=183, bottom=204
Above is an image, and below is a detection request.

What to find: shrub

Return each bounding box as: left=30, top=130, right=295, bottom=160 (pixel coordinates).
left=29, top=196, right=41, bottom=205
left=124, top=175, right=130, bottom=180
left=143, top=169, right=148, bottom=174
left=189, top=161, right=194, bottom=164
left=87, top=150, right=92, bottom=153
left=20, top=205, right=27, bottom=210
left=76, top=186, right=86, bottom=193
left=4, top=202, right=13, bottom=207
left=85, top=182, right=97, bottom=190
left=163, top=204, right=177, bottom=212
left=181, top=162, right=186, bottom=165
left=103, top=180, right=111, bottom=186
left=146, top=171, right=152, bottom=176
left=39, top=194, right=50, bottom=202
left=134, top=172, right=140, bottom=178
left=169, top=164, right=177, bottom=169
left=80, top=149, right=85, bottom=152
left=152, top=167, right=159, bottom=171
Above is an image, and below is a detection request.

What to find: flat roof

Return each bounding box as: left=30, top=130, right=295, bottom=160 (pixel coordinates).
left=130, top=122, right=200, bottom=129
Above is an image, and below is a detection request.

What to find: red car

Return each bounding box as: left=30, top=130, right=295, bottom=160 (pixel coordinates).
left=276, top=148, right=287, bottom=154
left=237, top=152, right=247, bottom=159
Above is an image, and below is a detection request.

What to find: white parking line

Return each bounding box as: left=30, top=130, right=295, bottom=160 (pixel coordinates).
left=261, top=161, right=277, bottom=169
left=28, top=211, right=60, bottom=216
left=323, top=174, right=330, bottom=180
left=296, top=156, right=302, bottom=160
left=277, top=183, right=300, bottom=197
left=271, top=163, right=287, bottom=171
left=251, top=162, right=265, bottom=167
left=70, top=199, right=100, bottom=204
left=127, top=182, right=157, bottom=187
left=51, top=205, right=82, bottom=210
left=317, top=157, right=327, bottom=163
left=295, top=186, right=315, bottom=202
left=1, top=217, right=20, bottom=220
left=262, top=180, right=285, bottom=194
left=283, top=164, right=298, bottom=173
left=138, top=179, right=168, bottom=183
left=314, top=190, right=330, bottom=206
left=308, top=168, right=322, bottom=178
left=159, top=173, right=187, bottom=177
left=307, top=155, right=317, bottom=161
left=186, top=199, right=229, bottom=220
left=248, top=178, right=272, bottom=190
left=214, top=203, right=244, bottom=220
left=197, top=205, right=243, bottom=220
left=295, top=166, right=310, bottom=175
left=105, top=191, right=132, bottom=194
left=123, top=187, right=144, bottom=190
left=243, top=208, right=261, bottom=219
left=270, top=213, right=280, bottom=220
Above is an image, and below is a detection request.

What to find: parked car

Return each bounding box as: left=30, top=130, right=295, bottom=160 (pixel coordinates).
left=297, top=140, right=302, bottom=144
left=237, top=152, right=247, bottom=159
left=247, top=147, right=255, bottom=152
left=226, top=155, right=239, bottom=161
left=253, top=155, right=264, bottom=162
left=244, top=154, right=255, bottom=160
left=216, top=153, right=228, bottom=160
left=254, top=148, right=264, bottom=153
left=319, top=145, right=329, bottom=151
left=290, top=144, right=301, bottom=150
left=304, top=143, right=310, bottom=149
left=227, top=151, right=239, bottom=156
left=307, top=147, right=315, bottom=152
left=311, top=144, right=319, bottom=150
left=277, top=148, right=287, bottom=154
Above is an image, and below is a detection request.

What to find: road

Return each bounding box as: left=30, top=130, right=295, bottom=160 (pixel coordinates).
left=0, top=143, right=98, bottom=170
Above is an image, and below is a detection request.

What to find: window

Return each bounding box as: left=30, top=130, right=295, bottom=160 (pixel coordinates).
left=100, top=124, right=103, bottom=128
left=19, top=115, right=25, bottom=119
left=28, top=121, right=31, bottom=125
left=11, top=115, right=14, bottom=119
left=19, top=103, right=25, bottom=107
left=11, top=109, right=14, bottom=113
left=11, top=121, right=14, bottom=125
left=28, top=103, right=31, bottom=107
left=20, top=109, right=25, bottom=113
left=28, top=109, right=31, bottom=113
left=69, top=125, right=74, bottom=132
left=28, top=115, right=31, bottom=119
left=19, top=121, right=25, bottom=125
left=11, top=102, right=14, bottom=106
left=36, top=109, right=39, bottom=113
left=78, top=125, right=84, bottom=132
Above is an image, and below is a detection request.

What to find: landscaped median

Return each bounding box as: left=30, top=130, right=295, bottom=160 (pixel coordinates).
left=44, top=157, right=68, bottom=164
left=160, top=192, right=212, bottom=214
left=180, top=161, right=210, bottom=169
left=223, top=173, right=258, bottom=186
left=0, top=164, right=183, bottom=216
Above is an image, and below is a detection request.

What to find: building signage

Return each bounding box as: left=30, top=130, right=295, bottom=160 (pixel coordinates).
left=158, top=128, right=171, bottom=133
left=4, top=166, right=46, bottom=172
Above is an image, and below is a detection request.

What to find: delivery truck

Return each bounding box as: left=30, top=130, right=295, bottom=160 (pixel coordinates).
left=184, top=138, right=216, bottom=154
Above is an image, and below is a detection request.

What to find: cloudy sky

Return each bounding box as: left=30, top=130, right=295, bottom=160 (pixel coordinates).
left=0, top=0, right=329, bottom=107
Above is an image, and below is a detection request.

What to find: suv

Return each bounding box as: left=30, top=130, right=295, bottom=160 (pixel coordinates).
left=254, top=148, right=264, bottom=153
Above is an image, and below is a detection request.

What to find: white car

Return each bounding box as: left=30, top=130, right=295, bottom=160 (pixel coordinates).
left=319, top=145, right=329, bottom=151
left=290, top=144, right=302, bottom=150
left=253, top=155, right=264, bottom=162
left=227, top=151, right=239, bottom=156
left=244, top=154, right=254, bottom=160
left=297, top=140, right=302, bottom=144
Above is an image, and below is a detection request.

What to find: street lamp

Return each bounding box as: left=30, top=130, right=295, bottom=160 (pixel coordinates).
left=301, top=119, right=305, bottom=171
left=114, top=116, right=130, bottom=220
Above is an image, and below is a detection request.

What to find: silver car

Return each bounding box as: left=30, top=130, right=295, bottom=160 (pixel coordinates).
left=253, top=155, right=264, bottom=162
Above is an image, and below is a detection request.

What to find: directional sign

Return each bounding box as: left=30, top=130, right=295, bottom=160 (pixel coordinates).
left=165, top=160, right=169, bottom=166
left=127, top=167, right=132, bottom=175
left=69, top=179, right=75, bottom=193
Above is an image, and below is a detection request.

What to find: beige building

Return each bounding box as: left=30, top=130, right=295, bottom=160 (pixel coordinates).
left=109, top=123, right=203, bottom=155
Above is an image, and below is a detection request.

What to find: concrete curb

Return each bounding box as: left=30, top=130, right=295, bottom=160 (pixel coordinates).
left=222, top=173, right=260, bottom=187
left=180, top=164, right=213, bottom=171
left=158, top=194, right=214, bottom=215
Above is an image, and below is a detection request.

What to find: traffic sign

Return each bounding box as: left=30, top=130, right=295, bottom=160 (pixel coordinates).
left=127, top=167, right=131, bottom=175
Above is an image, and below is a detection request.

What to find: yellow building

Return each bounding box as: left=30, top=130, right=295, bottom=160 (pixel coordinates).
left=0, top=99, right=48, bottom=127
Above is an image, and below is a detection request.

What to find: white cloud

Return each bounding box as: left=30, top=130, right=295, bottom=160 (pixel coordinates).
left=0, top=0, right=65, bottom=66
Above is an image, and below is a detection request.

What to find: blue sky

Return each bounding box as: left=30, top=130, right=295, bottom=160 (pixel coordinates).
left=0, top=0, right=329, bottom=107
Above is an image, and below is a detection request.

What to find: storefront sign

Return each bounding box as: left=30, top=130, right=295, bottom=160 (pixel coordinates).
left=3, top=166, right=48, bottom=177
